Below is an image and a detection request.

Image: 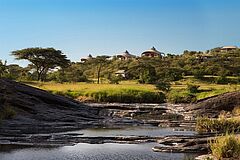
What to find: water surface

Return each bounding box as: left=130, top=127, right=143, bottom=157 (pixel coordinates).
left=0, top=126, right=199, bottom=160
left=66, top=125, right=196, bottom=137
left=0, top=143, right=199, bottom=160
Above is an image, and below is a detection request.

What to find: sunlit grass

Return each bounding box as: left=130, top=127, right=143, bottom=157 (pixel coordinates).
left=30, top=82, right=157, bottom=92
left=196, top=117, right=240, bottom=133
left=23, top=76, right=240, bottom=103
left=210, top=134, right=240, bottom=159
left=171, top=77, right=240, bottom=100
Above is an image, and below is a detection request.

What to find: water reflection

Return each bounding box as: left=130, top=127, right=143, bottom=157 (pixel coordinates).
left=0, top=125, right=198, bottom=159
left=65, top=125, right=196, bottom=137
left=0, top=143, right=199, bottom=160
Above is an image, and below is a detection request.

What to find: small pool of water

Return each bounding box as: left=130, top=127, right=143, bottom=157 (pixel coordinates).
left=0, top=124, right=198, bottom=159
left=65, top=125, right=196, bottom=137
left=0, top=143, right=199, bottom=160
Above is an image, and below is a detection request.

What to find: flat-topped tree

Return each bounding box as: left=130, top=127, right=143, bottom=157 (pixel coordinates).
left=12, top=47, right=70, bottom=81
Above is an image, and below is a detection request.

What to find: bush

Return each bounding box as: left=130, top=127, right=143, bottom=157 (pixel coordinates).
left=187, top=84, right=200, bottom=93
left=51, top=89, right=166, bottom=103
left=215, top=76, right=228, bottom=84
left=193, top=69, right=205, bottom=79
left=196, top=117, right=240, bottom=133
left=155, top=81, right=171, bottom=92
left=167, top=90, right=197, bottom=103
left=108, top=76, right=121, bottom=84
left=210, top=134, right=240, bottom=159
left=87, top=89, right=166, bottom=103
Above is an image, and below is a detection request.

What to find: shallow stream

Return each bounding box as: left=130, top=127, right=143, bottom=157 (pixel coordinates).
left=0, top=125, right=199, bottom=160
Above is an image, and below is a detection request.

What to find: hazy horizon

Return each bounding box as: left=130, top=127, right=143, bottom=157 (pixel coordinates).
left=0, top=0, right=240, bottom=66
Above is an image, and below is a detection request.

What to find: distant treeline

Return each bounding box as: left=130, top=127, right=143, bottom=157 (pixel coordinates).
left=0, top=47, right=240, bottom=84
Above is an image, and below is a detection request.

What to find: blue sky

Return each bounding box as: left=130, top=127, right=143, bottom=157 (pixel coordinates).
left=0, top=0, right=240, bottom=66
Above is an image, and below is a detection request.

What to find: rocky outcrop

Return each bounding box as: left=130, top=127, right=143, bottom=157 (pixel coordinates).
left=152, top=134, right=215, bottom=153
left=1, top=78, right=239, bottom=157
left=0, top=78, right=101, bottom=134
left=0, top=133, right=158, bottom=147
left=185, top=91, right=240, bottom=118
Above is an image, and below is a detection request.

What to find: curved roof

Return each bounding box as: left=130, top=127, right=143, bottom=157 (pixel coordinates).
left=221, top=46, right=238, bottom=49
left=142, top=47, right=162, bottom=55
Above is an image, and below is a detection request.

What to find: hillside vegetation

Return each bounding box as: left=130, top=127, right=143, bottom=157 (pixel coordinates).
left=24, top=76, right=240, bottom=103
left=1, top=46, right=239, bottom=103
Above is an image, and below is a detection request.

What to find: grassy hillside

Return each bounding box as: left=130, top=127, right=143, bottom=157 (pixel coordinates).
left=23, top=76, right=240, bottom=103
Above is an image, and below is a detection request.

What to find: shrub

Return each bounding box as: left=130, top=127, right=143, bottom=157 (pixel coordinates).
left=210, top=134, right=240, bottom=159
left=155, top=81, right=171, bottom=92
left=50, top=88, right=166, bottom=103
left=167, top=90, right=197, bottom=103
left=215, top=76, right=228, bottom=84
left=196, top=117, right=240, bottom=133
left=87, top=89, right=166, bottom=103
left=193, top=69, right=205, bottom=79
left=187, top=84, right=200, bottom=93
left=108, top=76, right=121, bottom=84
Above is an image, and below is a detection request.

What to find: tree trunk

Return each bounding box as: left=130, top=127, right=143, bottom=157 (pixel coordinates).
left=37, top=71, right=41, bottom=81
left=97, top=63, right=102, bottom=84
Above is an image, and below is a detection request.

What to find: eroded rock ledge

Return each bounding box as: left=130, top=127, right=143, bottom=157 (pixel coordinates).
left=0, top=78, right=102, bottom=134
left=1, top=79, right=240, bottom=158
left=185, top=91, right=240, bottom=118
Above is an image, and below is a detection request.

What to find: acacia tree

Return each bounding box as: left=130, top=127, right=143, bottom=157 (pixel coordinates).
left=12, top=47, right=70, bottom=81
left=87, top=55, right=110, bottom=84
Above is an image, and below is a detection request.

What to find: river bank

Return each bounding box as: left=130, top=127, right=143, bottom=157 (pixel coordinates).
left=0, top=79, right=240, bottom=159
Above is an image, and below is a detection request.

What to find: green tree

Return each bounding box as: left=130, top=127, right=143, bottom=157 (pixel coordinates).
left=193, top=68, right=205, bottom=79
left=12, top=48, right=70, bottom=81
left=87, top=55, right=110, bottom=84
left=128, top=59, right=157, bottom=84
left=4, top=64, right=24, bottom=80
left=155, top=80, right=171, bottom=92
left=187, top=84, right=200, bottom=93
left=0, top=60, right=7, bottom=78
left=63, top=63, right=88, bottom=82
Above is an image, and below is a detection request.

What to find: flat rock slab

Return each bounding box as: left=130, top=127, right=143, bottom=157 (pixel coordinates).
left=152, top=134, right=218, bottom=153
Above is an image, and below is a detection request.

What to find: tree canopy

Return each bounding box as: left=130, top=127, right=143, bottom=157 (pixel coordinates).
left=1, top=46, right=238, bottom=84
left=12, top=47, right=70, bottom=81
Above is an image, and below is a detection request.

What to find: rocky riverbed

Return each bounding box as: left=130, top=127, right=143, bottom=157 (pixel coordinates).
left=0, top=78, right=240, bottom=159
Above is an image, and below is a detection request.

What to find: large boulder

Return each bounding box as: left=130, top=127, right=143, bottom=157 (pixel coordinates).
left=185, top=91, right=240, bottom=117
left=0, top=78, right=101, bottom=134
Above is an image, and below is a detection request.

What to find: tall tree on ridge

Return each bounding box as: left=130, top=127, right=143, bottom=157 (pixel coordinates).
left=12, top=47, right=70, bottom=81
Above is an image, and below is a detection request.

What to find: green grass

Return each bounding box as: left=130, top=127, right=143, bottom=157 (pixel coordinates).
left=167, top=89, right=197, bottom=103
left=210, top=134, right=240, bottom=159
left=196, top=117, right=240, bottom=133
left=50, top=88, right=165, bottom=103
left=23, top=77, right=240, bottom=103
left=26, top=81, right=156, bottom=93
left=171, top=76, right=240, bottom=102
left=24, top=81, right=162, bottom=103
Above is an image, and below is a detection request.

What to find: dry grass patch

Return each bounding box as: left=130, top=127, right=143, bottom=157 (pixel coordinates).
left=210, top=134, right=240, bottom=160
